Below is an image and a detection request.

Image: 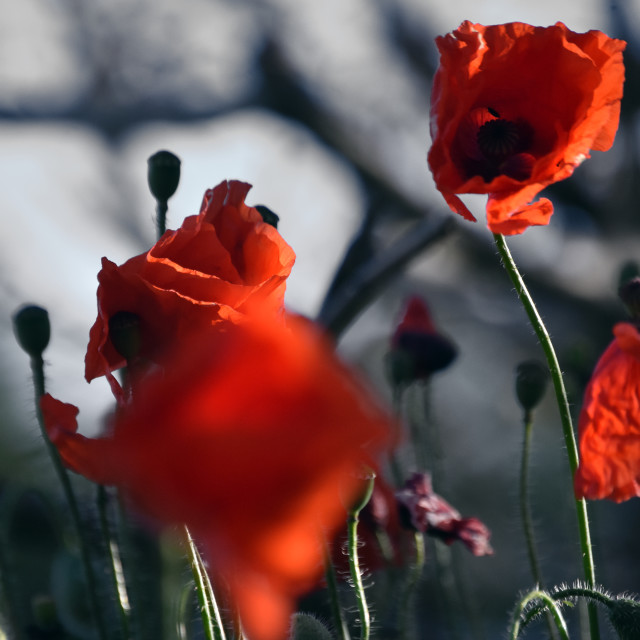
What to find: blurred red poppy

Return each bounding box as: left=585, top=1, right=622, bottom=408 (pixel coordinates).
left=428, top=21, right=626, bottom=235
left=575, top=323, right=640, bottom=502
left=84, top=180, right=295, bottom=396
left=42, top=312, right=394, bottom=640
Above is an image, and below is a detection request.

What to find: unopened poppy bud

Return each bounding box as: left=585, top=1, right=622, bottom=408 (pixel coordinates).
left=255, top=204, right=279, bottom=229
left=13, top=305, right=50, bottom=358
left=618, top=277, right=640, bottom=320
left=147, top=150, right=181, bottom=202
left=608, top=598, right=640, bottom=640
left=108, top=311, right=141, bottom=362
left=387, top=297, right=457, bottom=386
left=515, top=360, right=549, bottom=413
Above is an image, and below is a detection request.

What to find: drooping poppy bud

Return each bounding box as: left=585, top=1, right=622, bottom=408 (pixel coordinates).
left=255, top=204, right=280, bottom=229
left=147, top=150, right=181, bottom=203
left=515, top=360, right=549, bottom=414
left=387, top=296, right=457, bottom=387
left=608, top=598, right=640, bottom=640
left=13, top=305, right=51, bottom=358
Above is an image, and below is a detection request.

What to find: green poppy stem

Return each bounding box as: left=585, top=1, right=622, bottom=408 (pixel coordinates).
left=398, top=531, right=425, bottom=640
left=29, top=354, right=108, bottom=640
left=156, top=200, right=168, bottom=239
left=493, top=232, right=599, bottom=640
left=323, top=544, right=351, bottom=640
left=520, top=414, right=542, bottom=587
left=183, top=525, right=227, bottom=640
left=509, top=589, right=570, bottom=640
left=97, top=486, right=131, bottom=639
left=347, top=474, right=376, bottom=640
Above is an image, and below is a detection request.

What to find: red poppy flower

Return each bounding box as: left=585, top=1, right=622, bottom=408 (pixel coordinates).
left=575, top=323, right=640, bottom=502
left=42, top=312, right=394, bottom=640
left=84, top=180, right=296, bottom=396
left=428, top=21, right=626, bottom=235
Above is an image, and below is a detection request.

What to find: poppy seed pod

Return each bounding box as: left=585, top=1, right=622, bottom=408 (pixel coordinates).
left=13, top=305, right=51, bottom=358
left=147, top=150, right=181, bottom=202
left=108, top=311, right=142, bottom=362
left=515, top=360, right=549, bottom=413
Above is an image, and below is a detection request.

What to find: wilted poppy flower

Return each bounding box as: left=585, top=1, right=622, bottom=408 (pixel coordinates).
left=396, top=473, right=493, bottom=556
left=575, top=323, right=640, bottom=502
left=428, top=21, right=626, bottom=235
left=84, top=180, right=296, bottom=396
left=42, top=312, right=394, bottom=640
left=387, top=296, right=457, bottom=386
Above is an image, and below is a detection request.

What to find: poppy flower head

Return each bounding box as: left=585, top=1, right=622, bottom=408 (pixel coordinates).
left=84, top=180, right=296, bottom=390
left=428, top=21, right=626, bottom=235
left=575, top=322, right=640, bottom=502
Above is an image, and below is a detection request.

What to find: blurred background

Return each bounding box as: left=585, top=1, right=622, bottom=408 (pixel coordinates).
left=1, top=0, right=640, bottom=638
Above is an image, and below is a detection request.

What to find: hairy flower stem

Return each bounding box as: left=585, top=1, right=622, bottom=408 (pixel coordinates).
left=509, top=589, right=570, bottom=640
left=183, top=525, right=227, bottom=640
left=97, top=486, right=131, bottom=639
left=156, top=200, right=168, bottom=238
left=324, top=545, right=351, bottom=640
left=399, top=532, right=425, bottom=640
left=29, top=354, right=108, bottom=640
left=493, top=233, right=599, bottom=640
left=348, top=474, right=376, bottom=640
left=520, top=413, right=558, bottom=640
left=520, top=413, right=543, bottom=587
left=521, top=586, right=614, bottom=628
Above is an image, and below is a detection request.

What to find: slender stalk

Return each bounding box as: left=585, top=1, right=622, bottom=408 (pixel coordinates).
left=520, top=414, right=542, bottom=587
left=156, top=200, right=168, bottom=238
left=30, top=355, right=107, bottom=640
left=347, top=475, right=376, bottom=640
left=183, top=525, right=226, bottom=640
left=493, top=233, right=599, bottom=639
left=97, top=486, right=131, bottom=639
left=521, top=587, right=613, bottom=629
left=520, top=412, right=559, bottom=640
left=398, top=532, right=425, bottom=640
left=509, top=590, right=570, bottom=640
left=323, top=545, right=351, bottom=640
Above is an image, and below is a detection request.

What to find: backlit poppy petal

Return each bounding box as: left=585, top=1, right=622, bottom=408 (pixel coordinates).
left=575, top=323, right=640, bottom=502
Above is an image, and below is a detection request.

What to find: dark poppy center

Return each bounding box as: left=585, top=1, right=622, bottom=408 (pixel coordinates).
left=457, top=110, right=536, bottom=183
left=477, top=119, right=521, bottom=161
